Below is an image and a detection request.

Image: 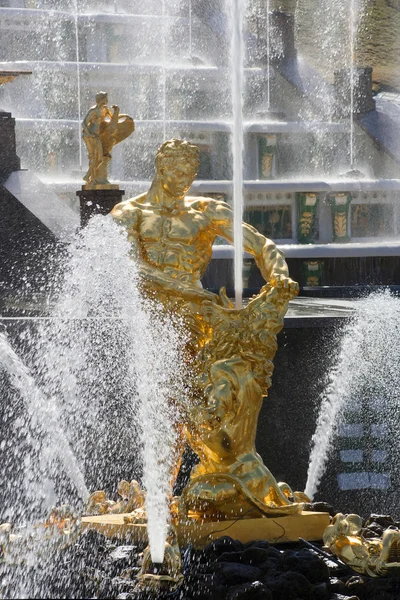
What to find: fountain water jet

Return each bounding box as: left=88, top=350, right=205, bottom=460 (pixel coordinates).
left=305, top=290, right=400, bottom=502
left=347, top=0, right=366, bottom=175
left=231, top=0, right=245, bottom=309
left=73, top=0, right=82, bottom=170
left=0, top=330, right=89, bottom=515
left=1, top=216, right=187, bottom=568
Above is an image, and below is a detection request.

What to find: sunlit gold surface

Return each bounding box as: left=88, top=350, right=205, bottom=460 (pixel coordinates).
left=82, top=91, right=134, bottom=188
left=86, top=480, right=145, bottom=515
left=323, top=513, right=400, bottom=577
left=111, top=138, right=305, bottom=520
left=81, top=511, right=330, bottom=547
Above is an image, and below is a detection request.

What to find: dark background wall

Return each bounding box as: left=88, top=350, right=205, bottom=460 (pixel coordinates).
left=0, top=185, right=63, bottom=308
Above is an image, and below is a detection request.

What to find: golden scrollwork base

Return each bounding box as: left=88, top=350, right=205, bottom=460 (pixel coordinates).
left=323, top=513, right=400, bottom=577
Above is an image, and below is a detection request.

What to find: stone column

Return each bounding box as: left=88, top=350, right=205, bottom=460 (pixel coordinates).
left=334, top=67, right=376, bottom=118
left=270, top=10, right=296, bottom=64
left=76, top=187, right=125, bottom=228
left=297, top=192, right=319, bottom=243
left=329, top=193, right=352, bottom=243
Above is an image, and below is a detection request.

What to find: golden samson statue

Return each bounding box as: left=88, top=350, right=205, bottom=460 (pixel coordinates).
left=111, top=139, right=307, bottom=521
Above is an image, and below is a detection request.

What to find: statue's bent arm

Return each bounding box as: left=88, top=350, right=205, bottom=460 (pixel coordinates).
left=205, top=199, right=290, bottom=283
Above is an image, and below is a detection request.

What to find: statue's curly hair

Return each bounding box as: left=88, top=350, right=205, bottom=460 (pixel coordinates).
left=95, top=91, right=108, bottom=103
left=156, top=139, right=200, bottom=174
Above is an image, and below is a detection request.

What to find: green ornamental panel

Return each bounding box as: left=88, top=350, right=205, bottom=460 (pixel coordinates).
left=329, top=194, right=353, bottom=243
left=244, top=205, right=293, bottom=240
left=297, top=192, right=319, bottom=244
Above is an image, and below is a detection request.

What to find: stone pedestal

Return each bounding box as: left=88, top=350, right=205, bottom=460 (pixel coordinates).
left=76, top=188, right=125, bottom=228
left=248, top=9, right=296, bottom=67
left=270, top=10, right=297, bottom=63
left=0, top=110, right=20, bottom=181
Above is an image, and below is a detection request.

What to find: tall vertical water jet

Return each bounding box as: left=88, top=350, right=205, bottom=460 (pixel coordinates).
left=348, top=0, right=365, bottom=172
left=162, top=0, right=167, bottom=141
left=231, top=0, right=245, bottom=309
left=266, top=0, right=271, bottom=110
left=1, top=216, right=186, bottom=567
left=305, top=291, right=400, bottom=501
left=349, top=0, right=356, bottom=170
left=188, top=0, right=192, bottom=58
left=74, top=0, right=82, bottom=170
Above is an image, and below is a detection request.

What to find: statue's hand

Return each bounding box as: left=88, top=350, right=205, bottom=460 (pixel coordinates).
left=112, top=104, right=120, bottom=113
left=269, top=274, right=299, bottom=300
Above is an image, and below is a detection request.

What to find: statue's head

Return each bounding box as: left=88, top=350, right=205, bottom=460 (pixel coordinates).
left=95, top=91, right=108, bottom=106
left=155, top=139, right=200, bottom=199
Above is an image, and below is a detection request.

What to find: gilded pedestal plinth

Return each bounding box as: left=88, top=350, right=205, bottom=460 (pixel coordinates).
left=81, top=511, right=331, bottom=547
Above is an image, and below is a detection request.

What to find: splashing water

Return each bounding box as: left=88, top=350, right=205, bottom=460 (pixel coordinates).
left=0, top=330, right=89, bottom=517
left=1, top=216, right=187, bottom=567
left=305, top=291, right=400, bottom=500
left=43, top=216, right=186, bottom=564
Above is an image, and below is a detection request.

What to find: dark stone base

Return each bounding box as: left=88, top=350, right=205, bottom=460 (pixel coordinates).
left=202, top=256, right=400, bottom=289
left=0, top=183, right=61, bottom=303
left=76, top=188, right=125, bottom=227
left=5, top=526, right=400, bottom=599
left=0, top=110, right=20, bottom=181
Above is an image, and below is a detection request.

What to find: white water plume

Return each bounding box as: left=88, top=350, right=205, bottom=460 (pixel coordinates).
left=17, top=215, right=186, bottom=564
left=349, top=0, right=366, bottom=170
left=231, top=0, right=245, bottom=309
left=0, top=330, right=89, bottom=516
left=305, top=291, right=400, bottom=500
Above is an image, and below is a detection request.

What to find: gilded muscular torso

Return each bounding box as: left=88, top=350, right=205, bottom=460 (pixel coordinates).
left=112, top=194, right=227, bottom=285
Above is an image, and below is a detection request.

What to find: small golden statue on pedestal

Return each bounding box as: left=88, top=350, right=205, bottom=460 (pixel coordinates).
left=82, top=91, right=134, bottom=189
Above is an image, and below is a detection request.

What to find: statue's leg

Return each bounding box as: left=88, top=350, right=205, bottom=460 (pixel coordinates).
left=82, top=137, right=93, bottom=182
left=83, top=136, right=102, bottom=184
left=95, top=153, right=111, bottom=184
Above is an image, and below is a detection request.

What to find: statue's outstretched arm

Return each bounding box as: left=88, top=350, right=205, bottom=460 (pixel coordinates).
left=208, top=200, right=296, bottom=289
